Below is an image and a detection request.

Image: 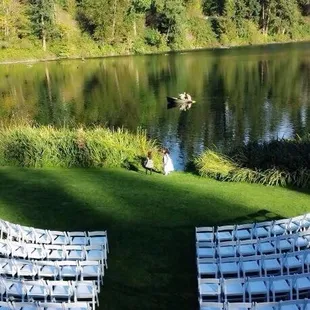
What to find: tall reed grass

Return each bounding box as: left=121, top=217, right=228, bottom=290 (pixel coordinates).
left=0, top=125, right=161, bottom=170
left=195, top=136, right=310, bottom=188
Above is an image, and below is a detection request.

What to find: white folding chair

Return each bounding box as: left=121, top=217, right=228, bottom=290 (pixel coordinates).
left=246, top=276, right=269, bottom=303
left=269, top=275, right=292, bottom=302
left=223, top=278, right=245, bottom=302
left=198, top=278, right=221, bottom=303
left=47, top=280, right=73, bottom=303
left=196, top=227, right=214, bottom=243
left=67, top=233, right=88, bottom=246
left=35, top=261, right=59, bottom=281
left=84, top=246, right=105, bottom=268
left=238, top=240, right=257, bottom=257
left=0, top=242, right=11, bottom=258
left=25, top=244, right=46, bottom=260
left=197, top=258, right=218, bottom=279
left=24, top=280, right=49, bottom=302
left=4, top=278, right=27, bottom=301
left=240, top=256, right=261, bottom=278
left=216, top=225, right=236, bottom=242
left=79, top=261, right=102, bottom=287
left=73, top=281, right=97, bottom=309
left=235, top=223, right=255, bottom=241
left=0, top=258, right=17, bottom=278
left=217, top=241, right=236, bottom=258
left=48, top=232, right=69, bottom=246
left=57, top=261, right=80, bottom=282
left=261, top=254, right=282, bottom=276
left=9, top=242, right=27, bottom=259
left=218, top=257, right=240, bottom=278
left=254, top=221, right=273, bottom=239
left=197, top=242, right=216, bottom=259
left=32, top=229, right=51, bottom=245
left=87, top=231, right=109, bottom=253
left=14, top=259, right=37, bottom=280
left=45, top=245, right=66, bottom=261
left=65, top=246, right=85, bottom=261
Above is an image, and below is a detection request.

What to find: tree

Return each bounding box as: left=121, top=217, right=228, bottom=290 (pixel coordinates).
left=28, top=0, right=56, bottom=51
left=0, top=0, right=28, bottom=40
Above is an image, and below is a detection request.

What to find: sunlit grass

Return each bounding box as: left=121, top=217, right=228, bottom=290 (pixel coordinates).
left=0, top=167, right=309, bottom=309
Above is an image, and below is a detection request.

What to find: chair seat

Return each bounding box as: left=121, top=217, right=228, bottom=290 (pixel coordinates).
left=242, top=261, right=260, bottom=273
left=225, top=282, right=244, bottom=296
left=263, top=259, right=281, bottom=271
left=217, top=232, right=233, bottom=241
left=271, top=279, right=290, bottom=293
left=219, top=262, right=238, bottom=275
left=218, top=246, right=235, bottom=257
left=239, top=245, right=256, bottom=256
left=284, top=256, right=302, bottom=269
left=199, top=263, right=217, bottom=276
left=197, top=248, right=215, bottom=258
left=200, top=283, right=220, bottom=295
left=258, top=242, right=275, bottom=254
left=235, top=230, right=251, bottom=240
left=247, top=281, right=267, bottom=294
left=255, top=227, right=269, bottom=238
left=294, top=276, right=310, bottom=290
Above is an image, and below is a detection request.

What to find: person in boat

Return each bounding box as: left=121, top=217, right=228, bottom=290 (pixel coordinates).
left=178, top=92, right=186, bottom=100
left=185, top=93, right=192, bottom=101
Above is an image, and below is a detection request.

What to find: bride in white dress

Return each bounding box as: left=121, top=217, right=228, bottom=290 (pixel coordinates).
left=163, top=148, right=174, bottom=175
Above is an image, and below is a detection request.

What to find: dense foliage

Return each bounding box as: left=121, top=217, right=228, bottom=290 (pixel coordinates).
left=195, top=136, right=310, bottom=188
left=0, top=0, right=309, bottom=59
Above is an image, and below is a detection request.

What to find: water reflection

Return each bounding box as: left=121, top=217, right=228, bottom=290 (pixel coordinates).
left=0, top=42, right=310, bottom=170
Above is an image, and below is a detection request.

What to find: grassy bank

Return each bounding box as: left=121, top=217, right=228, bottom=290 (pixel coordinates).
left=0, top=167, right=309, bottom=309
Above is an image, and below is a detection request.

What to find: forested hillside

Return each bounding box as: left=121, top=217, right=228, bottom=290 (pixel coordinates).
left=0, top=0, right=310, bottom=61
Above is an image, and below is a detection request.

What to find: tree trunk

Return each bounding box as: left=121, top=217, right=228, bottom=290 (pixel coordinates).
left=111, top=0, right=117, bottom=41
left=41, top=14, right=46, bottom=51
left=133, top=19, right=137, bottom=37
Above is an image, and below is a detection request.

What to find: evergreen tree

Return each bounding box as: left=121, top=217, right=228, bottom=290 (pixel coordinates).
left=28, top=0, right=56, bottom=51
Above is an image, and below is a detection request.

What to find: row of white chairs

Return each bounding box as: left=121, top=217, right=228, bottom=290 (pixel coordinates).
left=0, top=241, right=107, bottom=269
left=0, top=301, right=91, bottom=310
left=198, top=272, right=310, bottom=303
left=200, top=299, right=310, bottom=310
left=198, top=250, right=310, bottom=279
left=0, top=277, right=98, bottom=310
left=196, top=214, right=310, bottom=242
left=0, top=258, right=103, bottom=288
left=196, top=230, right=310, bottom=259
left=0, top=220, right=108, bottom=250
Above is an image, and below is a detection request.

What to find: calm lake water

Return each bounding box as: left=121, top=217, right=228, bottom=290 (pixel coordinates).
left=1, top=42, right=310, bottom=170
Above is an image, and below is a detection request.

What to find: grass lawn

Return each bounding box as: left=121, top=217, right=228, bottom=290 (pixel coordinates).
left=0, top=167, right=309, bottom=310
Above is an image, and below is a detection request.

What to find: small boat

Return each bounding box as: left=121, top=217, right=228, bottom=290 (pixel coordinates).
left=167, top=96, right=196, bottom=105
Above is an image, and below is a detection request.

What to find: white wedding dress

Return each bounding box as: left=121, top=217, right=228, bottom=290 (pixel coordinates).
left=163, top=154, right=174, bottom=175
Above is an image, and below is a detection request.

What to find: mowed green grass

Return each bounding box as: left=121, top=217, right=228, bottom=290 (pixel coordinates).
left=0, top=167, right=309, bottom=310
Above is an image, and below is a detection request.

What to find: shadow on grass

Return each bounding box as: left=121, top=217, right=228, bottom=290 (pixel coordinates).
left=0, top=168, right=286, bottom=310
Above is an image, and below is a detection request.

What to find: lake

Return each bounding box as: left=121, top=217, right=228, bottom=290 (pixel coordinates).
left=1, top=42, right=310, bottom=170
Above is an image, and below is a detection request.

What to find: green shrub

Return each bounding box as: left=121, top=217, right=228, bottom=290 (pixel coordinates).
left=0, top=125, right=161, bottom=170
left=195, top=136, right=310, bottom=188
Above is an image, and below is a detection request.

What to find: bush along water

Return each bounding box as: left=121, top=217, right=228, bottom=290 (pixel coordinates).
left=195, top=136, right=310, bottom=188
left=0, top=125, right=161, bottom=170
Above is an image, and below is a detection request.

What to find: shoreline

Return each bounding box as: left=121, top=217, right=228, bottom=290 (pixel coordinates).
left=0, top=39, right=309, bottom=65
